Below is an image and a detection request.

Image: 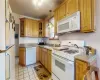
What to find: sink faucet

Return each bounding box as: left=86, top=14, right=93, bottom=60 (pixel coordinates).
left=72, top=44, right=79, bottom=48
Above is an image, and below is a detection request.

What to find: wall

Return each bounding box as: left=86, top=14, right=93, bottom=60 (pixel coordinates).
left=59, top=0, right=100, bottom=76
left=13, top=13, right=40, bottom=44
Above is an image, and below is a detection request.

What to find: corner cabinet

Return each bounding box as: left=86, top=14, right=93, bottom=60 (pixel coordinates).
left=75, top=59, right=88, bottom=80
left=54, top=0, right=95, bottom=33
left=20, top=18, right=39, bottom=37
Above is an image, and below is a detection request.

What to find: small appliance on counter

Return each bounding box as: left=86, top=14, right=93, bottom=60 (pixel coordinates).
left=84, top=46, right=96, bottom=55
left=38, top=38, right=46, bottom=45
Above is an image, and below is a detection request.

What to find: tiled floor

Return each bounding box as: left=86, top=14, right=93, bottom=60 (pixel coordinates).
left=15, top=58, right=51, bottom=80
left=15, top=62, right=40, bottom=80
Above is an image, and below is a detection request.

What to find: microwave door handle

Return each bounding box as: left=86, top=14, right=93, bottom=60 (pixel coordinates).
left=6, top=53, right=10, bottom=80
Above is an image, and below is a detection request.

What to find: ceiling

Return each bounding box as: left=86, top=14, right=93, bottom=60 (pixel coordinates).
left=9, top=0, right=64, bottom=19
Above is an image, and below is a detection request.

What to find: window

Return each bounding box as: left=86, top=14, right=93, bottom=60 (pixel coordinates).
left=46, top=17, right=58, bottom=39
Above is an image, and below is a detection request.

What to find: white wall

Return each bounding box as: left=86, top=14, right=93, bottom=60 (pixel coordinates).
left=59, top=0, right=100, bottom=76
left=19, top=37, right=39, bottom=44
left=13, top=13, right=40, bottom=44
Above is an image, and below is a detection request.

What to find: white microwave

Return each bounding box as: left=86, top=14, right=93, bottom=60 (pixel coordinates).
left=57, top=11, right=80, bottom=34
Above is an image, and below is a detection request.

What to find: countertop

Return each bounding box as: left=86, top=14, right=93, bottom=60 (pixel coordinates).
left=19, top=43, right=38, bottom=48
left=75, top=53, right=96, bottom=63
left=19, top=43, right=54, bottom=50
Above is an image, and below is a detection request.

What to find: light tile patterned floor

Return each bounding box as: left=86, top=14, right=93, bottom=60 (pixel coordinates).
left=15, top=58, right=51, bottom=80
left=15, top=63, right=41, bottom=80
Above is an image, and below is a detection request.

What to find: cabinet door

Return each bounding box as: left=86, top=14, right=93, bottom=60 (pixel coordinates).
left=36, top=47, right=39, bottom=62
left=47, top=50, right=52, bottom=73
left=75, top=59, right=88, bottom=80
left=19, top=48, right=26, bottom=66
left=79, top=0, right=95, bottom=32
left=42, top=21, right=45, bottom=37
left=54, top=9, right=58, bottom=34
left=24, top=19, right=32, bottom=37
left=20, top=18, right=25, bottom=37
left=32, top=20, right=39, bottom=37
left=41, top=49, right=44, bottom=65
left=66, top=0, right=79, bottom=16
left=43, top=48, right=48, bottom=69
left=39, top=47, right=42, bottom=63
left=58, top=3, right=66, bottom=20
left=7, top=46, right=15, bottom=80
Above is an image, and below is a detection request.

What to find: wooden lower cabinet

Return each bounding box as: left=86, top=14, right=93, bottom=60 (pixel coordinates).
left=19, top=48, right=26, bottom=66
left=75, top=59, right=88, bottom=80
left=36, top=47, right=52, bottom=73
left=47, top=50, right=52, bottom=73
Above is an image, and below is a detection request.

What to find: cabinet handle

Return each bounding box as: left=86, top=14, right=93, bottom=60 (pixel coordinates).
left=6, top=53, right=10, bottom=80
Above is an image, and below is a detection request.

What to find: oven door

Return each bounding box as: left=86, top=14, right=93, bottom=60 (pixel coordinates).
left=52, top=53, right=74, bottom=80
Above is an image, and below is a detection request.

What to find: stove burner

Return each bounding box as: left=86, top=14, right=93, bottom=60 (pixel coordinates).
left=64, top=50, right=79, bottom=54
left=59, top=48, right=69, bottom=51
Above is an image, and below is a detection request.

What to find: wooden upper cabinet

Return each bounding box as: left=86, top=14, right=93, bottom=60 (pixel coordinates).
left=20, top=18, right=25, bottom=37
left=38, top=20, right=45, bottom=37
left=54, top=9, right=58, bottom=34
left=58, top=3, right=66, bottom=20
left=54, top=0, right=95, bottom=32
left=24, top=19, right=32, bottom=37
left=32, top=20, right=39, bottom=37
left=79, top=0, right=95, bottom=32
left=20, top=18, right=39, bottom=37
left=66, top=0, right=79, bottom=16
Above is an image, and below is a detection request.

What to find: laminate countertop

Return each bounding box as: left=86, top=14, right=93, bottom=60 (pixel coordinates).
left=75, top=53, right=97, bottom=63
left=19, top=43, right=55, bottom=50
left=19, top=43, right=38, bottom=48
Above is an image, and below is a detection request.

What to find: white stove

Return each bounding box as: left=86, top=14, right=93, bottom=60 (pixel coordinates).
left=53, top=46, right=83, bottom=62
left=52, top=40, right=85, bottom=80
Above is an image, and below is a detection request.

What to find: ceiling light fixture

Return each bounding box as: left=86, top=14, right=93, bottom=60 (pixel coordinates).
left=33, top=0, right=43, bottom=7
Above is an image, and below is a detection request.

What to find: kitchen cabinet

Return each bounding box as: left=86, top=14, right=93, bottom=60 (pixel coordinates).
left=58, top=3, right=66, bottom=20
left=32, top=20, right=39, bottom=37
left=19, top=48, right=26, bottom=66
left=36, top=47, right=40, bottom=62
left=54, top=0, right=95, bottom=32
left=75, top=59, right=88, bottom=80
left=19, top=47, right=36, bottom=66
left=54, top=9, right=58, bottom=34
left=66, top=0, right=79, bottom=17
left=36, top=46, right=52, bottom=73
left=20, top=18, right=25, bottom=37
left=47, top=50, right=52, bottom=73
left=20, top=18, right=39, bottom=37
left=79, top=0, right=95, bottom=32
left=38, top=20, right=45, bottom=37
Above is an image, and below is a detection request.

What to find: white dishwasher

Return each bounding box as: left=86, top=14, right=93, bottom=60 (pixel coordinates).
left=26, top=47, right=36, bottom=65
